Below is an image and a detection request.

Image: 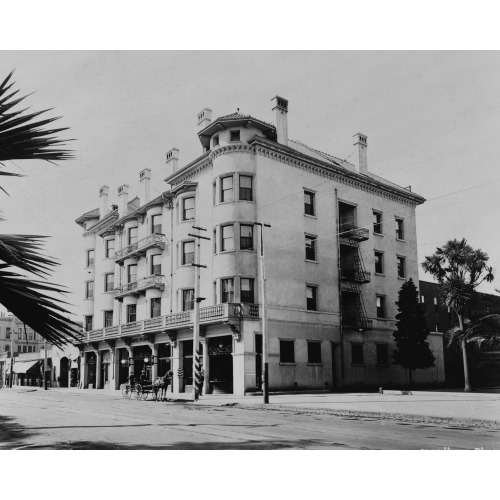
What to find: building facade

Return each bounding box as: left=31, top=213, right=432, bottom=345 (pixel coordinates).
left=75, top=97, right=445, bottom=394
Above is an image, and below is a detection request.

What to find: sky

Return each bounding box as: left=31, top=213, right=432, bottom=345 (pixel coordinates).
left=1, top=50, right=499, bottom=318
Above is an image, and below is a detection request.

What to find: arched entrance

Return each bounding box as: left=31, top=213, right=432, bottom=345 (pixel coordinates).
left=60, top=357, right=69, bottom=387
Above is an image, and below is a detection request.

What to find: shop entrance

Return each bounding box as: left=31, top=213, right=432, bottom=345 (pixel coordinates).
left=60, top=357, right=69, bottom=387
left=133, top=345, right=153, bottom=382
left=158, top=343, right=171, bottom=377
left=208, top=335, right=233, bottom=394
left=101, top=351, right=111, bottom=389
left=87, top=353, right=96, bottom=388
left=119, top=349, right=129, bottom=385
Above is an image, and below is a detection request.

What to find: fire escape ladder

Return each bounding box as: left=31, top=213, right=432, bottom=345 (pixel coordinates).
left=352, top=242, right=368, bottom=282
left=348, top=240, right=369, bottom=329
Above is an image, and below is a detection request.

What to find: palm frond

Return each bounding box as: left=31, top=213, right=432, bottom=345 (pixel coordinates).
left=0, top=266, right=82, bottom=347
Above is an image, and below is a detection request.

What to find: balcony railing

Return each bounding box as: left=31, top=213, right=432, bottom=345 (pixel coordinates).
left=115, top=233, right=167, bottom=262
left=114, top=274, right=165, bottom=298
left=339, top=224, right=369, bottom=242
left=340, top=268, right=371, bottom=283
left=80, top=303, right=260, bottom=343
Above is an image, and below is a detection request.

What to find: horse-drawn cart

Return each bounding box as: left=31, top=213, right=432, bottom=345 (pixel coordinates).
left=121, top=372, right=172, bottom=401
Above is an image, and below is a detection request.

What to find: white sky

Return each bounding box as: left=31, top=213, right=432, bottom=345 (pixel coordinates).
left=1, top=50, right=499, bottom=318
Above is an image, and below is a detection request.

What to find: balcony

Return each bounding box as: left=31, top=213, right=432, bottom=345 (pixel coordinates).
left=339, top=224, right=369, bottom=242
left=114, top=274, right=165, bottom=299
left=340, top=268, right=371, bottom=284
left=115, top=233, right=167, bottom=263
left=79, top=303, right=260, bottom=344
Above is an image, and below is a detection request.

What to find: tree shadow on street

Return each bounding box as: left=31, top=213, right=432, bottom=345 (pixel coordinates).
left=0, top=415, right=35, bottom=449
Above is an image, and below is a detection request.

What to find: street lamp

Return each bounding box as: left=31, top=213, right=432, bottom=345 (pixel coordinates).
left=254, top=222, right=271, bottom=404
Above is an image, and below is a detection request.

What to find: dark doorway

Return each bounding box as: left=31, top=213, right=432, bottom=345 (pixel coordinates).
left=181, top=340, right=193, bottom=392
left=158, top=343, right=171, bottom=378
left=255, top=334, right=262, bottom=391
left=119, top=349, right=129, bottom=385
left=60, top=357, right=69, bottom=387
left=331, top=343, right=339, bottom=390
left=87, top=353, right=96, bottom=388
left=208, top=335, right=233, bottom=394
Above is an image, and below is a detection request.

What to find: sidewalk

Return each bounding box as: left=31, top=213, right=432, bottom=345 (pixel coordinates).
left=6, top=386, right=500, bottom=423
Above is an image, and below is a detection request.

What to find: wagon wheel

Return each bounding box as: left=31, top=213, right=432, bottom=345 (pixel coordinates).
left=135, top=383, right=143, bottom=400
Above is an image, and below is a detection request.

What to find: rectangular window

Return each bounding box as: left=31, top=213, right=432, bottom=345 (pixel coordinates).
left=240, top=224, right=253, bottom=250
left=240, top=278, right=254, bottom=304
left=221, top=176, right=234, bottom=202
left=306, top=285, right=317, bottom=311
left=104, top=310, right=113, bottom=328
left=182, top=289, right=194, bottom=311
left=221, top=225, right=234, bottom=251
left=230, top=130, right=240, bottom=142
left=182, top=197, right=195, bottom=221
left=182, top=241, right=195, bottom=265
left=373, top=211, right=383, bottom=234
left=86, top=249, right=95, bottom=267
left=85, top=281, right=94, bottom=299
left=376, top=344, right=388, bottom=365
left=105, top=239, right=115, bottom=258
left=85, top=315, right=93, bottom=332
left=304, top=190, right=315, bottom=216
left=151, top=214, right=162, bottom=234
left=376, top=295, right=386, bottom=319
left=307, top=341, right=322, bottom=364
left=397, top=256, right=406, bottom=278
left=239, top=175, right=253, bottom=201
left=128, top=227, right=138, bottom=245
left=374, top=251, right=384, bottom=274
left=6, top=327, right=11, bottom=339
left=17, top=345, right=21, bottom=353
left=127, top=304, right=137, bottom=323
left=104, top=273, right=114, bottom=292
left=151, top=298, right=161, bottom=318
left=351, top=344, right=364, bottom=365
left=150, top=254, right=161, bottom=275
left=127, top=264, right=137, bottom=284
left=23, top=345, right=27, bottom=353
left=305, top=235, right=317, bottom=261
left=396, top=218, right=404, bottom=240
left=221, top=278, right=234, bottom=303
left=280, top=340, right=295, bottom=363
left=212, top=135, right=219, bottom=147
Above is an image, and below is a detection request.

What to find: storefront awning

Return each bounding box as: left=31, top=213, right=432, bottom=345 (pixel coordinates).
left=12, top=360, right=41, bottom=374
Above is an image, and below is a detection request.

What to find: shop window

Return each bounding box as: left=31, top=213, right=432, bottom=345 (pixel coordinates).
left=307, top=341, right=322, bottom=363
left=280, top=340, right=295, bottom=363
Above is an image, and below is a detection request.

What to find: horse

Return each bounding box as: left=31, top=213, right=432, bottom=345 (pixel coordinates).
left=154, top=370, right=172, bottom=401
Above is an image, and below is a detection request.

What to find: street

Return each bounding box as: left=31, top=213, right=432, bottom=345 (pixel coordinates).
left=0, top=389, right=498, bottom=449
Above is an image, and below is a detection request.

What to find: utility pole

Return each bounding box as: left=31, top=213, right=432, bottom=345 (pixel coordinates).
left=44, top=339, right=48, bottom=390
left=189, top=225, right=209, bottom=401
left=255, top=222, right=271, bottom=404
left=9, top=315, right=14, bottom=388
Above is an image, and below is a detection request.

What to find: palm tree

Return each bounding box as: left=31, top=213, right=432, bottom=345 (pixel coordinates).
left=0, top=71, right=80, bottom=346
left=446, top=314, right=500, bottom=350
left=422, top=238, right=494, bottom=391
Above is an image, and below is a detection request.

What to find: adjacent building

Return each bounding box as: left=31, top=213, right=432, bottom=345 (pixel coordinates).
left=75, top=97, right=445, bottom=394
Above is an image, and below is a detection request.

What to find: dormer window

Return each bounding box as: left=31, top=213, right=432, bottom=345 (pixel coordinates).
left=212, top=135, right=219, bottom=147
left=230, top=130, right=240, bottom=142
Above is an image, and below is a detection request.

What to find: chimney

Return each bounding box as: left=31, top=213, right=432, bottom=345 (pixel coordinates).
left=140, top=169, right=151, bottom=204
left=117, top=184, right=129, bottom=215
left=166, top=147, right=180, bottom=176
left=353, top=133, right=368, bottom=174
left=197, top=108, right=212, bottom=129
left=99, top=185, right=109, bottom=219
left=272, top=95, right=288, bottom=145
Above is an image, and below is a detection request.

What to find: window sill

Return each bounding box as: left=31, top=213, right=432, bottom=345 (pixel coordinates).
left=306, top=309, right=318, bottom=313
left=374, top=232, right=383, bottom=237
left=305, top=259, right=318, bottom=264
left=84, top=298, right=94, bottom=301
left=104, top=291, right=114, bottom=294
left=397, top=276, right=406, bottom=280
left=240, top=248, right=256, bottom=253
left=376, top=316, right=387, bottom=320
left=279, top=362, right=296, bottom=366
left=396, top=238, right=405, bottom=242
left=374, top=272, right=385, bottom=277
left=304, top=214, right=317, bottom=219
left=219, top=250, right=236, bottom=255
left=180, top=219, right=195, bottom=224
left=307, top=363, right=323, bottom=366
left=218, top=200, right=235, bottom=205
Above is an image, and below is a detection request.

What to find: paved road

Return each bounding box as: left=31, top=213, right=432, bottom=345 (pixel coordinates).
left=1, top=389, right=498, bottom=449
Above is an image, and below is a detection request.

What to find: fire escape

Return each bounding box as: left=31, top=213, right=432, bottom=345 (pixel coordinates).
left=338, top=203, right=372, bottom=330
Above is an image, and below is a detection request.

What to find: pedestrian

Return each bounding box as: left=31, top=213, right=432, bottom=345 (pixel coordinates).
left=198, top=368, right=205, bottom=396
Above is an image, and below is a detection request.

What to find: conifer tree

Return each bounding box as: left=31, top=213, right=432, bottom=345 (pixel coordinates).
left=393, top=278, right=435, bottom=386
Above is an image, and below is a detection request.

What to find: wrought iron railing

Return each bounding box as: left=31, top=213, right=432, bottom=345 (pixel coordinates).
left=114, top=233, right=166, bottom=260
left=114, top=274, right=165, bottom=297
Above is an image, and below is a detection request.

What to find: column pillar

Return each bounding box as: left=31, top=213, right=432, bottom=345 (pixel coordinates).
left=152, top=344, right=159, bottom=380
left=201, top=338, right=209, bottom=395
left=127, top=347, right=134, bottom=381
left=96, top=351, right=102, bottom=389
left=81, top=352, right=88, bottom=389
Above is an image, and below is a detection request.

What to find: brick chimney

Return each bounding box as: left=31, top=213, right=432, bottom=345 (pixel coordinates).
left=353, top=133, right=368, bottom=174
left=197, top=108, right=212, bottom=129
left=140, top=169, right=151, bottom=204
left=118, top=184, right=129, bottom=216
left=99, top=185, right=109, bottom=219
left=166, top=147, right=180, bottom=176
left=272, top=96, right=288, bottom=146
